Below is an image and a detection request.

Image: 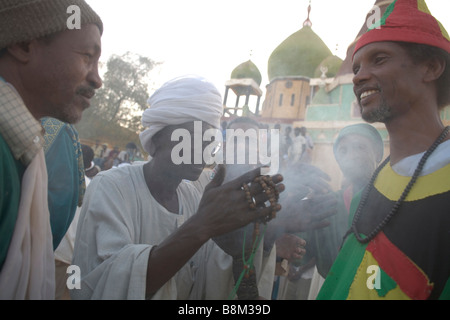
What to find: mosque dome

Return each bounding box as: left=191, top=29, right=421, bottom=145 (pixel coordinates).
left=268, top=25, right=332, bottom=81
left=314, top=55, right=343, bottom=78
left=230, top=59, right=262, bottom=86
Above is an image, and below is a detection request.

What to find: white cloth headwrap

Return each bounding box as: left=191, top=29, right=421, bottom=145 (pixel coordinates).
left=139, top=75, right=223, bottom=154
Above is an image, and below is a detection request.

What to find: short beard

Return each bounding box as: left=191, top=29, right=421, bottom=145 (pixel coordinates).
left=360, top=95, right=392, bottom=123
left=50, top=104, right=82, bottom=124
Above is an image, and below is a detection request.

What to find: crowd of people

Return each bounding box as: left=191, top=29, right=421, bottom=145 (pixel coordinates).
left=91, top=141, right=140, bottom=171
left=0, top=0, right=449, bottom=301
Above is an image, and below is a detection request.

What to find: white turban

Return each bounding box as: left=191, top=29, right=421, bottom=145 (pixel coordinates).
left=139, top=75, right=224, bottom=154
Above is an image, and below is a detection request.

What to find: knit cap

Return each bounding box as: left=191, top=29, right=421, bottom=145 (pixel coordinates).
left=334, top=123, right=384, bottom=163
left=354, top=0, right=450, bottom=57
left=0, top=0, right=103, bottom=50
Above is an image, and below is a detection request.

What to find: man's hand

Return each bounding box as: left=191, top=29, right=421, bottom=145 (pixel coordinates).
left=281, top=163, right=333, bottom=200
left=196, top=165, right=285, bottom=240
left=275, top=233, right=306, bottom=262
left=276, top=192, right=338, bottom=233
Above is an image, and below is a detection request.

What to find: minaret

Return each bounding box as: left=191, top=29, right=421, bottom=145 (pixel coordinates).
left=303, top=0, right=312, bottom=27
left=223, top=53, right=263, bottom=117
left=262, top=0, right=332, bottom=121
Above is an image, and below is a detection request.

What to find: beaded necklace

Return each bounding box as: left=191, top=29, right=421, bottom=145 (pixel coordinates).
left=351, top=126, right=450, bottom=244
left=228, top=175, right=280, bottom=300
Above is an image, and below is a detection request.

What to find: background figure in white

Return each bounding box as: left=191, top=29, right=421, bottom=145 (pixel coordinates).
left=288, top=127, right=306, bottom=164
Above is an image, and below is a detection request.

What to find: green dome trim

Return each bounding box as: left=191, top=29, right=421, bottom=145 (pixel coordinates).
left=231, top=60, right=262, bottom=86
left=311, top=87, right=332, bottom=105
left=314, top=55, right=343, bottom=78
left=268, top=26, right=332, bottom=80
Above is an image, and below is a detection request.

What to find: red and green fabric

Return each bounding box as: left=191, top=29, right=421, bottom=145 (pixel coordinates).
left=354, top=0, right=450, bottom=57
left=317, top=162, right=450, bottom=300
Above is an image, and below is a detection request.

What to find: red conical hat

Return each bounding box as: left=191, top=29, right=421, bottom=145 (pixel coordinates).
left=354, top=0, right=450, bottom=58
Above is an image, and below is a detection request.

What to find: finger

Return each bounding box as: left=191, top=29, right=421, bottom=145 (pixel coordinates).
left=252, top=183, right=285, bottom=205
left=297, top=238, right=307, bottom=247
left=296, top=164, right=331, bottom=181
left=293, top=248, right=306, bottom=259
left=312, top=205, right=337, bottom=221
left=310, top=180, right=331, bottom=193
left=271, top=174, right=284, bottom=184
left=299, top=250, right=306, bottom=258
left=309, top=220, right=331, bottom=230
left=227, top=166, right=267, bottom=189
left=306, top=179, right=333, bottom=194
left=249, top=203, right=282, bottom=223
left=276, top=183, right=285, bottom=194
left=313, top=168, right=331, bottom=181
left=303, top=164, right=331, bottom=181
left=249, top=174, right=284, bottom=195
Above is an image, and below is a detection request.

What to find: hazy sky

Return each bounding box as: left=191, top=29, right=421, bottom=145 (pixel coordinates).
left=86, top=0, right=450, bottom=100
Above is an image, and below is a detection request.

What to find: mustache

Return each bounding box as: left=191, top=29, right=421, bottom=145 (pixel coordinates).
left=76, top=86, right=96, bottom=99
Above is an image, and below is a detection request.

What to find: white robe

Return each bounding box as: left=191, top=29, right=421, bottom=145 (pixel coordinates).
left=0, top=150, right=55, bottom=300
left=71, top=163, right=203, bottom=300
left=71, top=162, right=276, bottom=300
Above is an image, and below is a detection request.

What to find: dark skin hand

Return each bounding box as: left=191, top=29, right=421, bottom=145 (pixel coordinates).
left=261, top=163, right=338, bottom=247
left=211, top=170, right=285, bottom=258
left=145, top=165, right=284, bottom=298
left=214, top=163, right=336, bottom=258
left=277, top=192, right=338, bottom=232
left=275, top=233, right=307, bottom=262
left=288, top=257, right=317, bottom=282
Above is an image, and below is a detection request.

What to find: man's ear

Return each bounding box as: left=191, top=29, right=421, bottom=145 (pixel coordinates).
left=148, top=134, right=160, bottom=158
left=423, top=55, right=446, bottom=83
left=6, top=41, right=35, bottom=63
left=148, top=142, right=157, bottom=158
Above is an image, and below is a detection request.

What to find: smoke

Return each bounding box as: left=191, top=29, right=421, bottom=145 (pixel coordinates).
left=274, top=162, right=338, bottom=235
left=170, top=121, right=279, bottom=174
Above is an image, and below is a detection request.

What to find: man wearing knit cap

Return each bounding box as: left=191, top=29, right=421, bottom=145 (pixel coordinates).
left=0, top=0, right=103, bottom=299
left=305, top=123, right=384, bottom=284
left=72, top=75, right=285, bottom=299
left=317, top=0, right=450, bottom=300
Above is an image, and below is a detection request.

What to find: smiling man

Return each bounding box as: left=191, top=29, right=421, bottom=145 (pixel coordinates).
left=0, top=0, right=102, bottom=299
left=317, top=0, right=450, bottom=300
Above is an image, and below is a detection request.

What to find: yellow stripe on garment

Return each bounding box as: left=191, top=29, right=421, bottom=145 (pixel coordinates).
left=417, top=0, right=450, bottom=41
left=347, top=250, right=410, bottom=300
left=374, top=163, right=450, bottom=201
left=437, top=21, right=450, bottom=41
left=417, top=0, right=431, bottom=14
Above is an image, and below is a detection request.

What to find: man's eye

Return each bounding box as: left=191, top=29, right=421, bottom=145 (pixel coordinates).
left=374, top=56, right=387, bottom=64
left=80, top=52, right=93, bottom=59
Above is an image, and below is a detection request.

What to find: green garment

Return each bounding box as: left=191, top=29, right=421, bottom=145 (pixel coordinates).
left=41, top=118, right=85, bottom=250
left=0, top=135, right=25, bottom=271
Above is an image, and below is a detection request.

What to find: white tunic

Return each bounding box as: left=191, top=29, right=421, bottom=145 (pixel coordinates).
left=71, top=162, right=276, bottom=300
left=71, top=163, right=203, bottom=300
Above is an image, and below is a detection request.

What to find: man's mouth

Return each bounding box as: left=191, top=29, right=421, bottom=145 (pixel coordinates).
left=360, top=89, right=379, bottom=100
left=77, top=87, right=96, bottom=100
